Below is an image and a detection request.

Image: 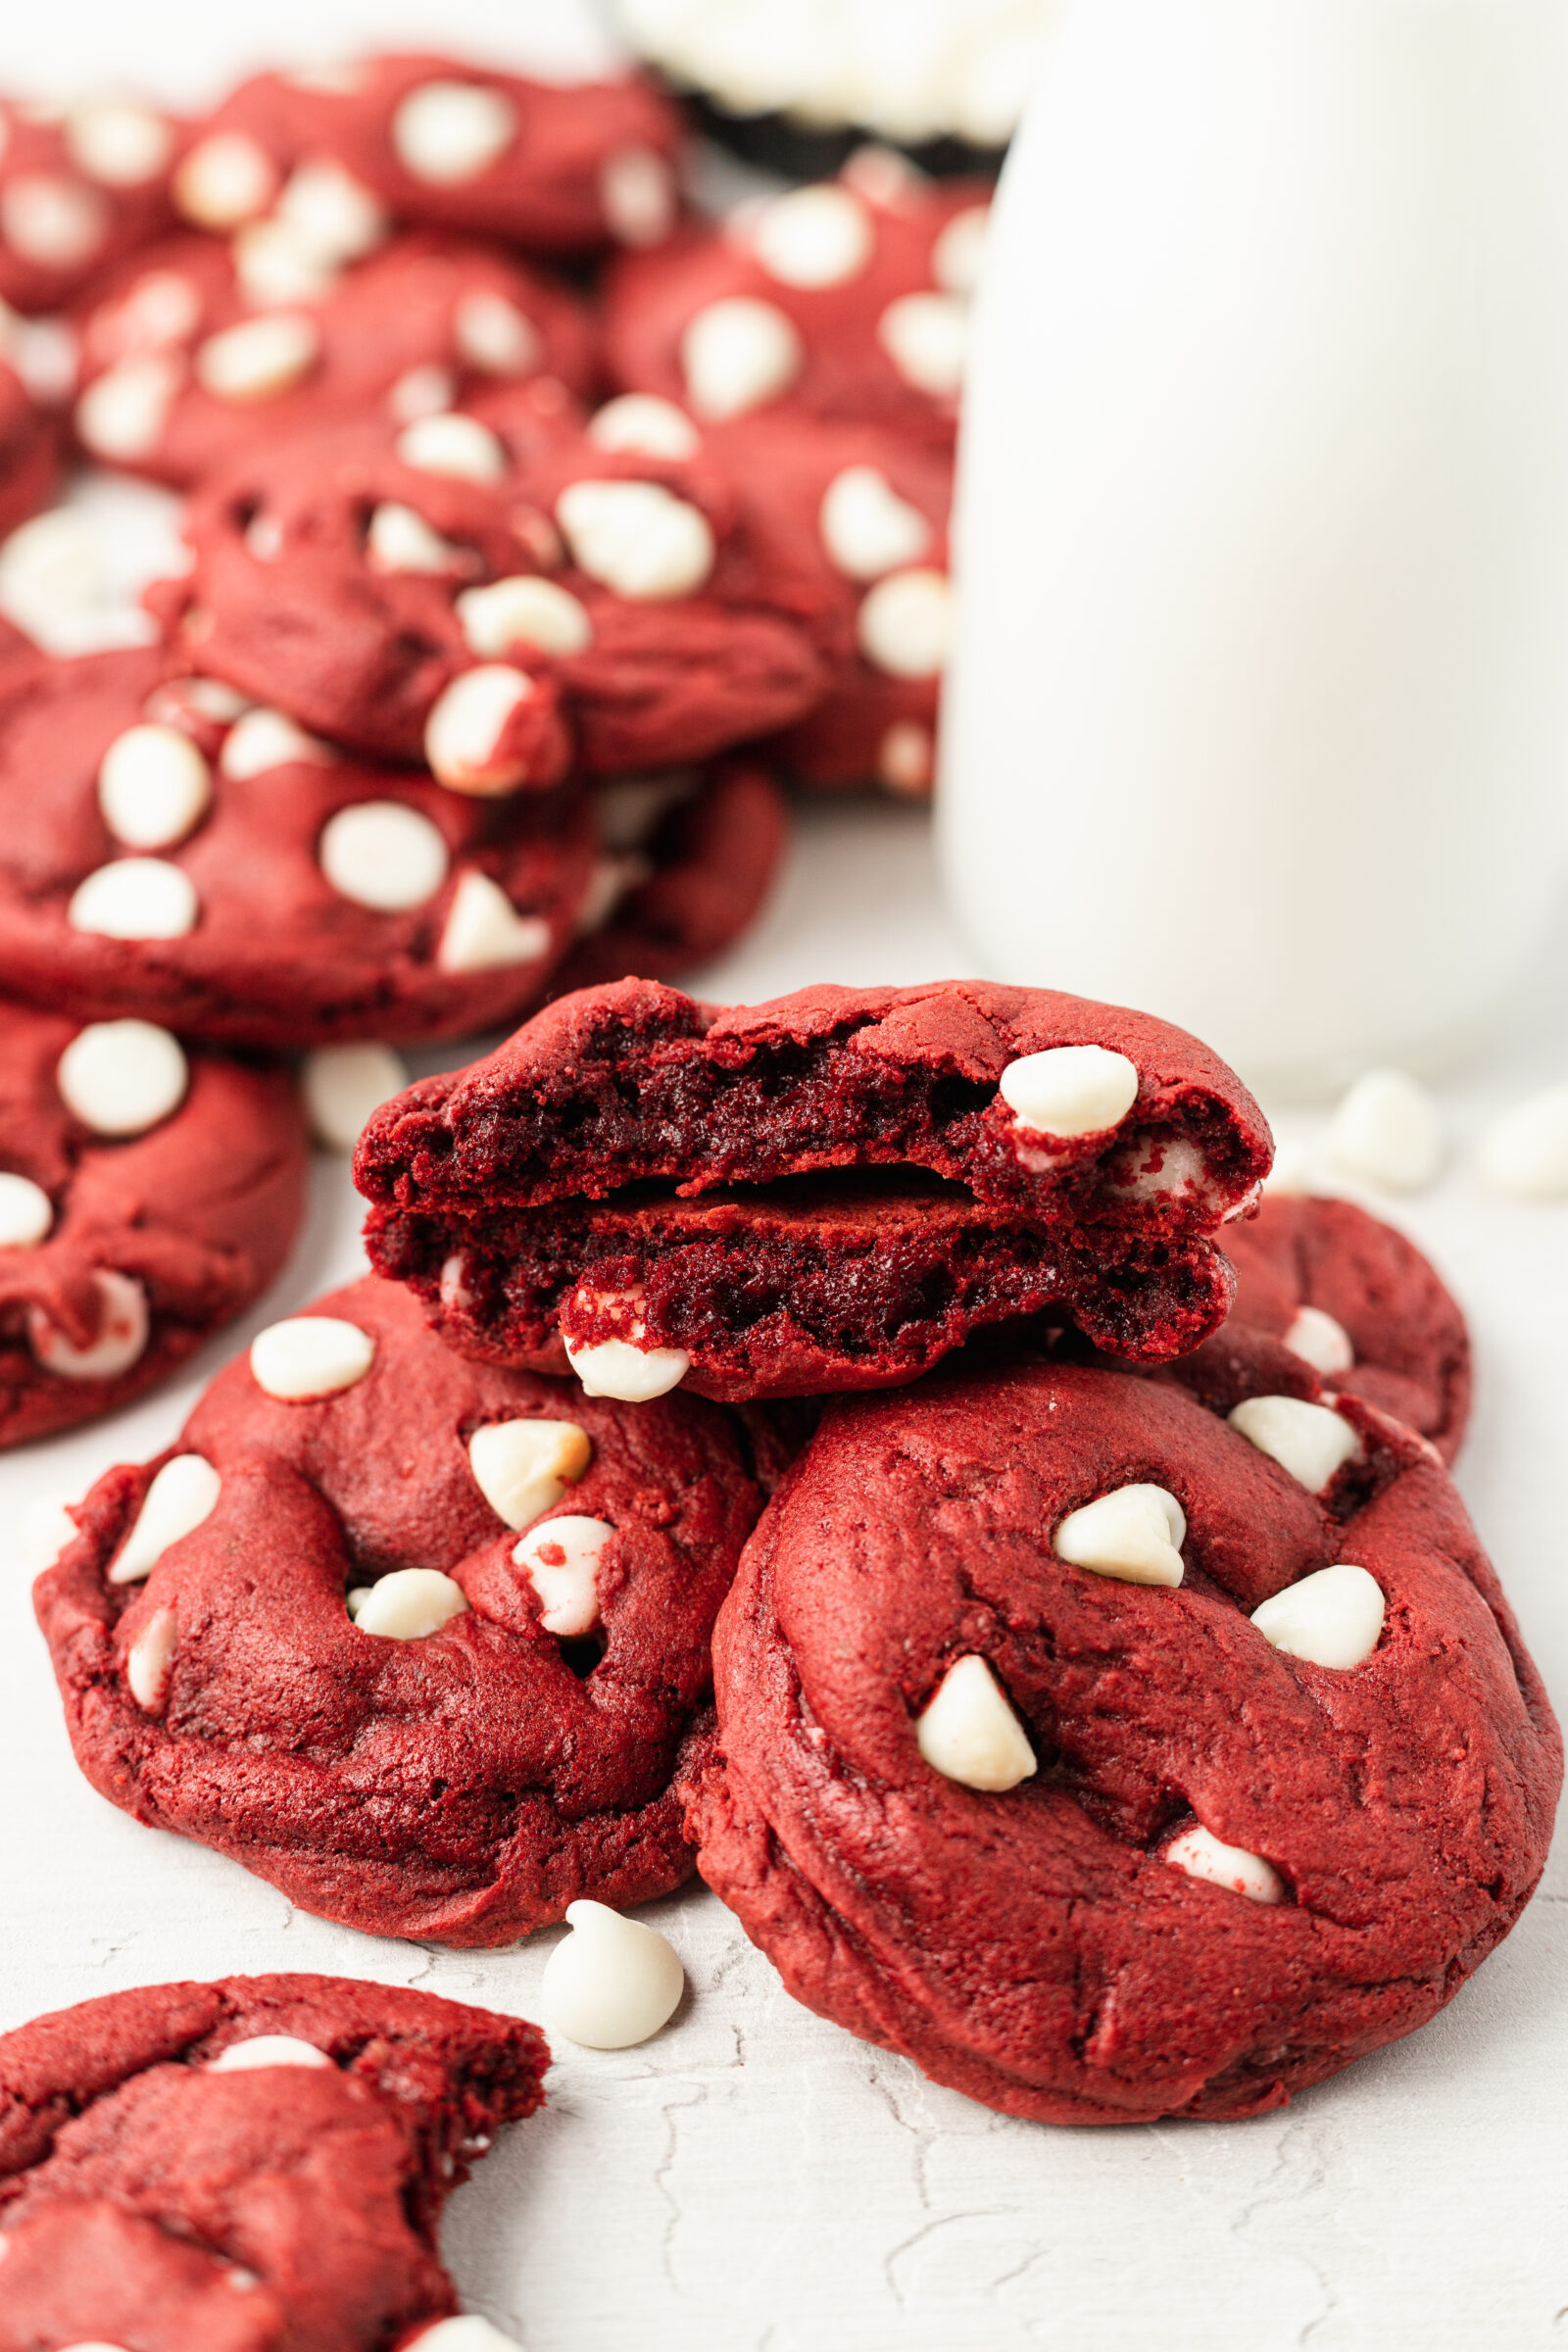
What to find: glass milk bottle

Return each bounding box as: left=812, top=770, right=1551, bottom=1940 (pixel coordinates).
left=939, top=0, right=1568, bottom=1091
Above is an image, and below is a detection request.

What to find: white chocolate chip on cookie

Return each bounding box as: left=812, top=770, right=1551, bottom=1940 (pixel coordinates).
left=514, top=1513, right=612, bottom=1637
left=57, top=1020, right=188, bottom=1137
left=469, top=1418, right=592, bottom=1532
left=915, top=1654, right=1038, bottom=1792
left=999, top=1045, right=1139, bottom=1139
left=250, top=1316, right=374, bottom=1401
left=1054, top=1484, right=1186, bottom=1587
left=110, top=1454, right=221, bottom=1586
left=1228, top=1396, right=1359, bottom=1493
left=98, top=723, right=212, bottom=850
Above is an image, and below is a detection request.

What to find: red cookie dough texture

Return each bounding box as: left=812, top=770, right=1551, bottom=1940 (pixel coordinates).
left=686, top=1360, right=1561, bottom=2124
left=0, top=89, right=182, bottom=313
left=0, top=994, right=306, bottom=1446
left=72, top=228, right=597, bottom=487
left=604, top=153, right=991, bottom=442
left=0, top=644, right=598, bottom=1048
left=165, top=381, right=835, bottom=789
left=35, top=1275, right=762, bottom=1943
left=0, top=347, right=58, bottom=540
left=355, top=976, right=1272, bottom=1403
left=0, top=1971, right=545, bottom=2349
left=174, top=53, right=682, bottom=257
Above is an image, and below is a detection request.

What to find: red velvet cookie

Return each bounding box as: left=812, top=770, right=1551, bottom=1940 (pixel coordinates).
left=686, top=1360, right=1561, bottom=2125
left=172, top=54, right=681, bottom=258
left=35, top=1275, right=761, bottom=1943
left=0, top=348, right=57, bottom=540
left=72, top=228, right=597, bottom=487
left=164, top=382, right=835, bottom=789
left=0, top=91, right=182, bottom=313
left=0, top=995, right=306, bottom=1446
left=0, top=645, right=597, bottom=1048
left=603, top=152, right=991, bottom=442
left=355, top=977, right=1272, bottom=1403
left=0, top=1971, right=544, bottom=2349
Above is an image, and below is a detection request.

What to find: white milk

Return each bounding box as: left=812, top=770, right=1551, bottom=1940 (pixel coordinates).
left=940, top=0, right=1568, bottom=1091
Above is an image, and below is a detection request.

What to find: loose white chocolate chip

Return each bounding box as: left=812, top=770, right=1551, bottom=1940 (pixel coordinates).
left=514, top=1512, right=612, bottom=1637
left=386, top=364, right=457, bottom=424
left=681, top=296, right=803, bottom=420
left=878, top=720, right=934, bottom=796
left=173, top=132, right=277, bottom=227
left=97, top=723, right=212, bottom=850
left=451, top=288, right=541, bottom=376
left=110, top=1454, right=220, bottom=1586
left=1477, top=1083, right=1568, bottom=1200
left=30, top=1269, right=149, bottom=1382
left=1325, top=1068, right=1444, bottom=1195
left=0, top=1171, right=53, bottom=1248
left=208, top=2034, right=333, bottom=2072
left=0, top=173, right=108, bottom=267
left=395, top=411, right=508, bottom=483
left=600, top=144, right=677, bottom=248
left=999, top=1045, right=1140, bottom=1139
left=555, top=480, right=714, bottom=601
left=587, top=394, right=701, bottom=462
left=1283, top=1304, right=1355, bottom=1376
left=857, top=567, right=954, bottom=678
left=424, top=666, right=540, bottom=796
left=1228, top=1396, right=1360, bottom=1493
left=1251, top=1562, right=1386, bottom=1670
left=195, top=313, right=319, bottom=404
left=304, top=1043, right=408, bottom=1152
left=353, top=1567, right=470, bottom=1639
left=753, top=183, right=873, bottom=287
left=318, top=800, right=450, bottom=912
left=220, top=707, right=334, bottom=779
left=564, top=1333, right=691, bottom=1402
left=75, top=354, right=180, bottom=463
left=469, top=1418, right=592, bottom=1531
left=877, top=291, right=969, bottom=397
left=915, top=1654, right=1038, bottom=1792
left=365, top=502, right=464, bottom=576
left=819, top=466, right=931, bottom=581
left=541, top=1899, right=684, bottom=2049
left=456, top=575, right=592, bottom=659
left=125, top=1604, right=177, bottom=1711
left=58, top=1019, right=188, bottom=1137
left=68, top=858, right=198, bottom=941
left=1165, top=1824, right=1285, bottom=1905
left=1054, top=1484, right=1186, bottom=1588
left=232, top=219, right=339, bottom=308
left=250, top=1316, right=374, bottom=1402
left=274, top=161, right=387, bottom=265
left=931, top=203, right=992, bottom=295
left=405, top=2322, right=524, bottom=2352
left=67, top=102, right=173, bottom=187
left=391, top=81, right=516, bottom=185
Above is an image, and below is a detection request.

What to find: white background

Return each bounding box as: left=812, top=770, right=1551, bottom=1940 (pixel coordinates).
left=3, top=5, right=1567, bottom=2347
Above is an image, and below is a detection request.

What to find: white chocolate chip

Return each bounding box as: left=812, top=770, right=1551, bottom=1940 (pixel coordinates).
left=436, top=869, right=551, bottom=972
left=1262, top=1139, right=1312, bottom=1197
left=173, top=132, right=278, bottom=228
left=1251, top=1562, right=1385, bottom=1670
left=0, top=172, right=108, bottom=267
left=600, top=144, right=677, bottom=248
left=541, top=1899, right=684, bottom=2049
left=68, top=858, right=198, bottom=941
left=75, top=354, right=180, bottom=463
left=469, top=1418, right=592, bottom=1531
left=456, top=575, right=592, bottom=659
left=125, top=1604, right=176, bottom=1710
left=681, top=296, right=803, bottom=420
left=110, top=1454, right=221, bottom=1586
left=563, top=1332, right=690, bottom=1401
left=452, top=288, right=541, bottom=375
left=58, top=1020, right=188, bottom=1136
left=66, top=102, right=173, bottom=187
left=364, top=501, right=464, bottom=576
left=1053, top=1484, right=1186, bottom=1588
left=1325, top=1069, right=1444, bottom=1195
left=1165, top=1824, right=1285, bottom=1904
left=999, top=1045, right=1140, bottom=1139
left=819, top=466, right=931, bottom=581
left=1476, top=1083, right=1568, bottom=1200
left=914, top=1653, right=1038, bottom=1792
left=439, top=1251, right=471, bottom=1312
left=857, top=567, right=954, bottom=678
left=250, top=1315, right=374, bottom=1401
left=208, top=2034, right=333, bottom=2072
left=303, top=1043, right=408, bottom=1152
left=391, top=80, right=516, bottom=185
left=753, top=183, right=873, bottom=288
left=20, top=1493, right=79, bottom=1573
left=405, top=2323, right=523, bottom=2352
left=274, top=160, right=387, bottom=265
left=877, top=292, right=969, bottom=397
left=0, top=1171, right=53, bottom=1248
left=319, top=800, right=450, bottom=911
left=96, top=267, right=202, bottom=352
left=1283, top=1305, right=1354, bottom=1376
left=220, top=707, right=335, bottom=780
left=514, top=1512, right=612, bottom=1637
left=97, top=724, right=212, bottom=850
left=245, top=512, right=284, bottom=563
left=154, top=674, right=248, bottom=725
left=231, top=218, right=339, bottom=308
left=395, top=411, right=507, bottom=483
left=195, top=313, right=319, bottom=404
left=878, top=720, right=934, bottom=796
left=384, top=364, right=456, bottom=425
left=30, top=1269, right=149, bottom=1382
left=423, top=666, right=540, bottom=796
left=352, top=1566, right=469, bottom=1639
left=556, top=480, right=714, bottom=601
left=1228, top=1396, right=1360, bottom=1493
left=587, top=394, right=700, bottom=462
left=931, top=203, right=991, bottom=296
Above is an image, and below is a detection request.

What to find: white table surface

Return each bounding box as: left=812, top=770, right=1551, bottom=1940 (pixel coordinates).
left=3, top=6, right=1567, bottom=2345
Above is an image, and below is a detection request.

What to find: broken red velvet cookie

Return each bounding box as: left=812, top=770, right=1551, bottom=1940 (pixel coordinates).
left=0, top=1971, right=545, bottom=2350
left=684, top=1359, right=1561, bottom=2124
left=354, top=976, right=1273, bottom=1404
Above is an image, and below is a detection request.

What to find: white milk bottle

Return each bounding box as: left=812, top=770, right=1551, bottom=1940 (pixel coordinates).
left=939, top=0, right=1568, bottom=1091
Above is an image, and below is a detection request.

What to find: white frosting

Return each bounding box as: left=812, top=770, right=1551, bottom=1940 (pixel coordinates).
left=541, top=1899, right=685, bottom=2050
left=914, top=1654, right=1037, bottom=1791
